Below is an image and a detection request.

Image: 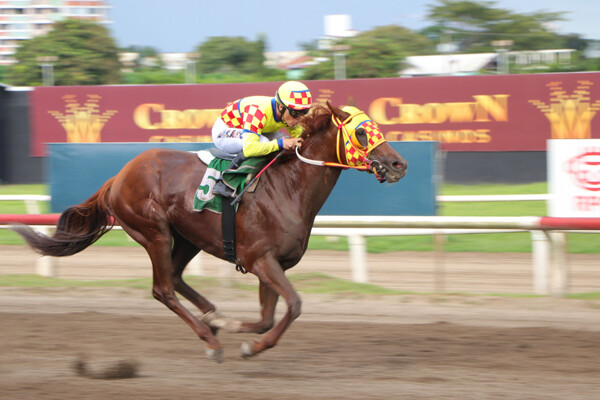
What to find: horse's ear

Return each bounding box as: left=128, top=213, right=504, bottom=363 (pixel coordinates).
left=326, top=101, right=349, bottom=120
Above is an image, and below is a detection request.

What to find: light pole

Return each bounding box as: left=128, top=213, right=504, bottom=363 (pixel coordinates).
left=36, top=56, right=58, bottom=86
left=331, top=44, right=350, bottom=80
left=185, top=53, right=199, bottom=84
left=491, top=40, right=513, bottom=75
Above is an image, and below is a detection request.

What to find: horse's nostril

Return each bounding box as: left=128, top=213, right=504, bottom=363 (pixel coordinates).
left=393, top=160, right=407, bottom=171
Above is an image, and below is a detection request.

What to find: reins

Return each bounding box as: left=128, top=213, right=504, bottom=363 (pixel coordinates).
left=230, top=151, right=285, bottom=206
left=294, top=147, right=370, bottom=170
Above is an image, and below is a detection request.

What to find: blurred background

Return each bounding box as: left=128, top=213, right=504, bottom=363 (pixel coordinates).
left=1, top=0, right=599, bottom=294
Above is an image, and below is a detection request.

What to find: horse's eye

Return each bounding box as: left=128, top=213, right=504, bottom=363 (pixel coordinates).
left=356, top=128, right=366, bottom=136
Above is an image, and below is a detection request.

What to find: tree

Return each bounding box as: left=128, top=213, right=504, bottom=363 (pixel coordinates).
left=303, top=25, right=435, bottom=80
left=8, top=19, right=120, bottom=86
left=425, top=0, right=572, bottom=52
left=196, top=35, right=268, bottom=75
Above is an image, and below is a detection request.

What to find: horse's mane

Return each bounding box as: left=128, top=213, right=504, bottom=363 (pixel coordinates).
left=299, top=105, right=333, bottom=140
left=274, top=105, right=334, bottom=166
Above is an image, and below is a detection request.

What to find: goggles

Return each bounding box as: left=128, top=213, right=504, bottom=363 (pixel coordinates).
left=286, top=107, right=309, bottom=119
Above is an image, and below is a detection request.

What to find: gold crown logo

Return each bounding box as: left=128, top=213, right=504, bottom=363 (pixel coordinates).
left=48, top=94, right=118, bottom=143
left=529, top=80, right=600, bottom=139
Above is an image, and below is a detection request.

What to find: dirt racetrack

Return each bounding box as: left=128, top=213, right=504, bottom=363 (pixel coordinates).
left=1, top=245, right=600, bottom=399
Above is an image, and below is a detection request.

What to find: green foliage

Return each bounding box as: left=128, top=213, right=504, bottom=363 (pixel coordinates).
left=8, top=19, right=121, bottom=86
left=196, top=35, right=268, bottom=75
left=122, top=45, right=159, bottom=59
left=0, top=65, right=8, bottom=83
left=304, top=25, right=436, bottom=80
left=121, top=69, right=186, bottom=85
left=425, top=0, right=576, bottom=53
left=121, top=70, right=287, bottom=85
left=301, top=59, right=335, bottom=80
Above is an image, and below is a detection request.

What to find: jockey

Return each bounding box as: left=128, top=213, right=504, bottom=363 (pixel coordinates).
left=211, top=81, right=312, bottom=198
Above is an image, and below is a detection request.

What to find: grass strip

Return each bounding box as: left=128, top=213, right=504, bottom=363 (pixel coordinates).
left=1, top=273, right=598, bottom=300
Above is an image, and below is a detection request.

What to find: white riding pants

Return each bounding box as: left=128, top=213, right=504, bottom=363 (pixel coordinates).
left=211, top=118, right=270, bottom=155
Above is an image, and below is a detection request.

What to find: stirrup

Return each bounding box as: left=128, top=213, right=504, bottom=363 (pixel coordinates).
left=212, top=180, right=234, bottom=198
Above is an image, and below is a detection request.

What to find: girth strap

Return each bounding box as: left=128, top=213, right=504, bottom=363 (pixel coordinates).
left=221, top=198, right=247, bottom=274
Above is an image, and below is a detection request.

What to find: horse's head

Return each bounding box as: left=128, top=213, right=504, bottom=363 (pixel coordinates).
left=327, top=102, right=407, bottom=183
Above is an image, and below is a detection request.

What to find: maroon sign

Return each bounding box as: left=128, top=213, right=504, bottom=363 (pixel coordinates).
left=30, top=73, right=600, bottom=156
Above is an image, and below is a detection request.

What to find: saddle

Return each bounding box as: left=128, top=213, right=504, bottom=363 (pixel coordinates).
left=196, top=148, right=239, bottom=165
left=194, top=148, right=268, bottom=273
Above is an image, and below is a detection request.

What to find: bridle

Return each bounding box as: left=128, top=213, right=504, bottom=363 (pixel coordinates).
left=295, top=108, right=389, bottom=182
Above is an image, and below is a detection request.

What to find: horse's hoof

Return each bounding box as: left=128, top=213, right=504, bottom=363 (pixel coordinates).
left=240, top=341, right=256, bottom=359
left=201, top=311, right=242, bottom=333
left=205, top=348, right=224, bottom=364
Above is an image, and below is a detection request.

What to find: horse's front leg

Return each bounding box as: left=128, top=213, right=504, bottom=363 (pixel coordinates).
left=200, top=281, right=278, bottom=335
left=239, top=282, right=279, bottom=333
left=240, top=254, right=301, bottom=358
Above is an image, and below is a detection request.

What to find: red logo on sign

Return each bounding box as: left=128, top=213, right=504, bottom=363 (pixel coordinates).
left=565, top=149, right=600, bottom=191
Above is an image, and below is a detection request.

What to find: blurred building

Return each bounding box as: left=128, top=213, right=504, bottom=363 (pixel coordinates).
left=0, top=0, right=111, bottom=66
left=401, top=53, right=498, bottom=77
left=401, top=49, right=575, bottom=77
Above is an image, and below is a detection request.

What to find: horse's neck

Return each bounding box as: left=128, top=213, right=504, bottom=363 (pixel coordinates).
left=269, top=142, right=342, bottom=221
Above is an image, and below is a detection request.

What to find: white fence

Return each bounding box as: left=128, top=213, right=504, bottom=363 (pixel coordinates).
left=0, top=194, right=587, bottom=296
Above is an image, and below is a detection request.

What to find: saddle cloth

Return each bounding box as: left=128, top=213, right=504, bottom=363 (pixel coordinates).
left=193, top=150, right=267, bottom=213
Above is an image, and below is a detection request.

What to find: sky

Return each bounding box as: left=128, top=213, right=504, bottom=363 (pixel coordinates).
left=107, top=0, right=600, bottom=54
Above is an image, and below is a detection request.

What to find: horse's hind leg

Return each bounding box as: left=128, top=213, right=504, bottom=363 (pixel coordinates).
left=169, top=234, right=245, bottom=334
left=169, top=233, right=244, bottom=332
left=118, top=218, right=224, bottom=362
left=148, top=235, right=225, bottom=362
left=170, top=232, right=217, bottom=315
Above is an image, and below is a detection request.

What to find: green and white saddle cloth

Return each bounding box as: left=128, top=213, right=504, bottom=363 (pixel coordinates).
left=193, top=153, right=267, bottom=213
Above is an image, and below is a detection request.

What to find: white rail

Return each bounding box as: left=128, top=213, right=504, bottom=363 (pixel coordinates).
left=437, top=194, right=549, bottom=202
left=0, top=195, right=50, bottom=214
left=1, top=193, right=578, bottom=296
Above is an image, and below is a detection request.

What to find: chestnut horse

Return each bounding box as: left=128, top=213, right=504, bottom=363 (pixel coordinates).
left=13, top=103, right=407, bottom=363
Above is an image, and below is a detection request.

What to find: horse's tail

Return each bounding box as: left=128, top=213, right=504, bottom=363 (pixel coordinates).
left=11, top=177, right=116, bottom=257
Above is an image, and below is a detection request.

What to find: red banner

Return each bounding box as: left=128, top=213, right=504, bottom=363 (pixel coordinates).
left=30, top=73, right=600, bottom=156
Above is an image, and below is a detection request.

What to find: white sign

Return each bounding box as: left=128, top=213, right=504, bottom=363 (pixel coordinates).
left=548, top=139, right=600, bottom=217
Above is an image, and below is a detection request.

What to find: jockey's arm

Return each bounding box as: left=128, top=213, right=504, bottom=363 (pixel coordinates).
left=240, top=103, right=304, bottom=157
left=242, top=131, right=282, bottom=157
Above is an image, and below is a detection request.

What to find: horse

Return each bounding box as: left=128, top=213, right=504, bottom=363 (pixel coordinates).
left=12, top=102, right=407, bottom=363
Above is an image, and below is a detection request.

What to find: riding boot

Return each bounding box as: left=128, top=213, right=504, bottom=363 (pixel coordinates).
left=212, top=152, right=247, bottom=198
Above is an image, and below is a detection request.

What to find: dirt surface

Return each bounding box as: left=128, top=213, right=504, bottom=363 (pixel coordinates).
left=1, top=246, right=600, bottom=399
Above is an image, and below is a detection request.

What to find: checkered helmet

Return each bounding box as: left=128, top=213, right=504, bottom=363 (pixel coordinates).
left=276, top=81, right=312, bottom=110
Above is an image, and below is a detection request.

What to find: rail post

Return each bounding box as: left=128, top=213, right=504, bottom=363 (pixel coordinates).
left=348, top=234, right=368, bottom=283
left=35, top=226, right=57, bottom=278
left=186, top=253, right=204, bottom=276
left=433, top=231, right=446, bottom=293
left=549, top=232, right=568, bottom=297
left=531, top=230, right=550, bottom=295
